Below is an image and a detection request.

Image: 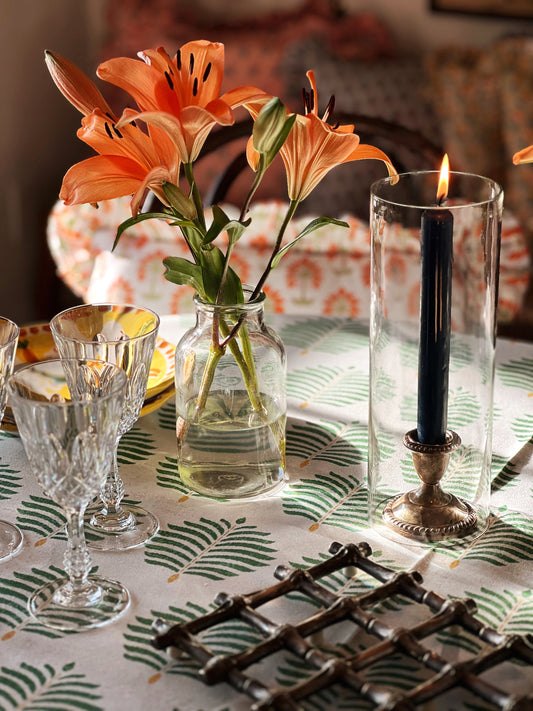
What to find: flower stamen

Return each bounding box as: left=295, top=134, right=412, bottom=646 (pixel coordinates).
left=176, top=49, right=182, bottom=70
left=189, top=53, right=194, bottom=74
left=302, top=89, right=312, bottom=115
left=104, top=122, right=114, bottom=140
left=164, top=71, right=174, bottom=90
left=322, top=95, right=335, bottom=123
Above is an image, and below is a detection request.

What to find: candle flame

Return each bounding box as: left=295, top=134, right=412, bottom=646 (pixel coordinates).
left=437, top=154, right=450, bottom=203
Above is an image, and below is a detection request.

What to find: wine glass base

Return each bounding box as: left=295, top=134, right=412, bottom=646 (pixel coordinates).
left=28, top=575, right=130, bottom=631
left=84, top=504, right=159, bottom=551
left=0, top=520, right=23, bottom=562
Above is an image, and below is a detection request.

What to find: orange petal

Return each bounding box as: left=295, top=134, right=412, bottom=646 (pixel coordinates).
left=281, top=115, right=360, bottom=200
left=180, top=104, right=234, bottom=159
left=174, top=40, right=225, bottom=104
left=117, top=109, right=188, bottom=162
left=306, top=70, right=319, bottom=115
left=241, top=94, right=275, bottom=121
left=78, top=109, right=161, bottom=169
left=202, top=99, right=234, bottom=126
left=130, top=166, right=174, bottom=216
left=138, top=46, right=174, bottom=72
left=222, top=86, right=271, bottom=111
left=246, top=135, right=261, bottom=171
left=59, top=155, right=147, bottom=205
left=45, top=50, right=112, bottom=116
left=347, top=143, right=399, bottom=182
left=97, top=56, right=175, bottom=113
left=513, top=144, right=533, bottom=165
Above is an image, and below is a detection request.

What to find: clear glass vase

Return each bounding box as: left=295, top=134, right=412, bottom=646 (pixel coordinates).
left=174, top=289, right=287, bottom=499
left=368, top=171, right=503, bottom=545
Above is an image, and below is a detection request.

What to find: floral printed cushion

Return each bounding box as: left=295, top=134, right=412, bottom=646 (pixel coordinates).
left=47, top=197, right=530, bottom=323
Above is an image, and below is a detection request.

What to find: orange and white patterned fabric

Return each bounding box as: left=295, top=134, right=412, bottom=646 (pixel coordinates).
left=47, top=197, right=530, bottom=322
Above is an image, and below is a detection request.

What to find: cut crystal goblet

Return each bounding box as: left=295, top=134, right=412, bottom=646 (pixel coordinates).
left=8, top=358, right=130, bottom=631
left=50, top=303, right=160, bottom=551
left=0, top=316, right=23, bottom=562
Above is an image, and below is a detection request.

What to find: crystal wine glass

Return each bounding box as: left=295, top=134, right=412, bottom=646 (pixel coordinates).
left=50, top=303, right=160, bottom=551
left=8, top=358, right=130, bottom=631
left=0, top=316, right=23, bottom=562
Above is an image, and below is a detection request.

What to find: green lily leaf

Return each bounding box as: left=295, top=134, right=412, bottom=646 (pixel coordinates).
left=223, top=264, right=244, bottom=304
left=271, top=217, right=349, bottom=268
left=204, top=205, right=250, bottom=246
left=162, top=182, right=197, bottom=220
left=113, top=211, right=202, bottom=250
left=200, top=245, right=243, bottom=305
left=163, top=256, right=204, bottom=294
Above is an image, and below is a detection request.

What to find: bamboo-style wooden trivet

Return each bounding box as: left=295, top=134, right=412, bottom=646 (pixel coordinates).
left=151, top=541, right=533, bottom=710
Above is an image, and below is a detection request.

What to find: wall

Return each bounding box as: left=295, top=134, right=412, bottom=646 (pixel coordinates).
left=0, top=0, right=107, bottom=325
left=186, top=0, right=533, bottom=50
left=344, top=0, right=533, bottom=52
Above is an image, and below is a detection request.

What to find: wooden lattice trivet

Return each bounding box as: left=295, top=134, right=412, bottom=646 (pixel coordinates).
left=151, top=541, right=533, bottom=710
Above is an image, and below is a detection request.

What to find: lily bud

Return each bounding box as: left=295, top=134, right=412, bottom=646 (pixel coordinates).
left=162, top=182, right=197, bottom=220
left=44, top=50, right=112, bottom=117
left=252, top=98, right=295, bottom=170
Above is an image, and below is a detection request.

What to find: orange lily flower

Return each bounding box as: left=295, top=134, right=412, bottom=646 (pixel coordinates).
left=98, top=41, right=268, bottom=163
left=246, top=71, right=397, bottom=202
left=60, top=108, right=180, bottom=216
left=46, top=50, right=180, bottom=215
left=513, top=144, right=533, bottom=165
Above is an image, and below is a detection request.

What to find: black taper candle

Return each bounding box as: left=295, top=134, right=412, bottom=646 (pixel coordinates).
left=417, top=206, right=453, bottom=445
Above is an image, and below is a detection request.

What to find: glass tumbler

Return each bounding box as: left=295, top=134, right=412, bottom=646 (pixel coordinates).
left=368, top=171, right=503, bottom=545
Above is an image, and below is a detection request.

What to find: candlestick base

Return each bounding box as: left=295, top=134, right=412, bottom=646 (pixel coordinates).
left=382, top=429, right=478, bottom=542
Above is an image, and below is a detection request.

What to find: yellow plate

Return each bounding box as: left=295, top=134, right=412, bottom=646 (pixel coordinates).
left=3, top=323, right=175, bottom=428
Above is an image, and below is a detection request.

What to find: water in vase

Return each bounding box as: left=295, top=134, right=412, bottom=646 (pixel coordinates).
left=177, top=390, right=287, bottom=499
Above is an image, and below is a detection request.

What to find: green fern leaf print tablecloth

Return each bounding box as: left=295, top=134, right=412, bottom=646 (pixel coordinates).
left=1, top=314, right=532, bottom=710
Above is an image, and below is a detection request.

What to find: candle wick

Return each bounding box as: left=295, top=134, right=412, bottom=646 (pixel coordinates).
left=437, top=194, right=447, bottom=207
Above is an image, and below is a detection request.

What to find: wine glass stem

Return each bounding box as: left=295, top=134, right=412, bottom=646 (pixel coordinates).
left=93, top=438, right=135, bottom=531
left=64, top=508, right=92, bottom=591
left=100, top=439, right=127, bottom=516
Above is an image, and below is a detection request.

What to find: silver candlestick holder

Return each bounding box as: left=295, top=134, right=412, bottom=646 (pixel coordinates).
left=382, top=429, right=477, bottom=542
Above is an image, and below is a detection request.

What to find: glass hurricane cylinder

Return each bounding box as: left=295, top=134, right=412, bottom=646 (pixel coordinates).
left=368, top=171, right=503, bottom=545
left=174, top=289, right=287, bottom=500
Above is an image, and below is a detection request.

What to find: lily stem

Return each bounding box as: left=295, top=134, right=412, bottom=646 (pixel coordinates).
left=184, top=162, right=206, bottom=231
left=250, top=198, right=299, bottom=301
